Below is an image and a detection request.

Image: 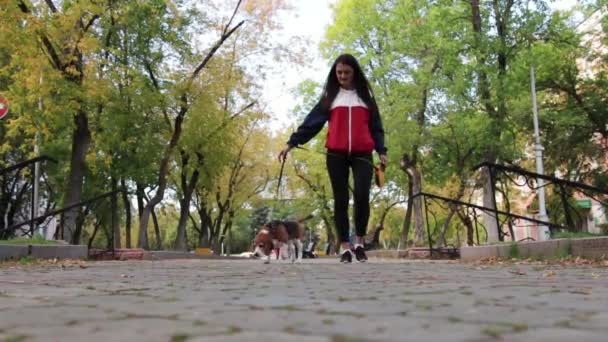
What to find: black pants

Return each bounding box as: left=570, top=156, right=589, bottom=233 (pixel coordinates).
left=326, top=151, right=373, bottom=243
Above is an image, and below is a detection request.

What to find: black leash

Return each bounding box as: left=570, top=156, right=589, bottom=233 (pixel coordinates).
left=276, top=155, right=286, bottom=199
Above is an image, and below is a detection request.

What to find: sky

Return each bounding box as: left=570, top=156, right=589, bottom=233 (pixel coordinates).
left=261, top=0, right=335, bottom=132
left=262, top=0, right=579, bottom=132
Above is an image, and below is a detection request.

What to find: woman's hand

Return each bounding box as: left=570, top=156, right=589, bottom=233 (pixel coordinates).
left=379, top=154, right=387, bottom=166
left=278, top=144, right=293, bottom=163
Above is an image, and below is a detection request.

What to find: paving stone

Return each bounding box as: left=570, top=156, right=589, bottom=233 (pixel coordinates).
left=1, top=258, right=608, bottom=341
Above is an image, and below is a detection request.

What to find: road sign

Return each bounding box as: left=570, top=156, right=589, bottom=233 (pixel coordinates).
left=0, top=95, right=8, bottom=119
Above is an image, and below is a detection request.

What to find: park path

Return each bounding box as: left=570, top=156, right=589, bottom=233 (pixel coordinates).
left=1, top=258, right=608, bottom=341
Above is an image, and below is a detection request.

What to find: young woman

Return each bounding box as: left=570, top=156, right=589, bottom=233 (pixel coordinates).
left=278, top=53, right=387, bottom=263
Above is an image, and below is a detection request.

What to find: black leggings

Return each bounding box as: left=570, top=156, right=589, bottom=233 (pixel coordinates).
left=326, top=151, right=373, bottom=243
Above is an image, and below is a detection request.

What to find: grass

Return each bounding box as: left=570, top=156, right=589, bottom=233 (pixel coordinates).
left=225, top=325, right=242, bottom=334
left=552, top=231, right=603, bottom=239
left=0, top=236, right=63, bottom=245
left=3, top=335, right=30, bottom=342
left=508, top=242, right=520, bottom=259
left=169, top=334, right=189, bottom=342
left=447, top=316, right=463, bottom=323
left=192, top=320, right=207, bottom=326
left=555, top=320, right=574, bottom=328
left=18, top=255, right=36, bottom=265
left=283, top=325, right=297, bottom=334
left=481, top=326, right=504, bottom=338
left=322, top=319, right=335, bottom=325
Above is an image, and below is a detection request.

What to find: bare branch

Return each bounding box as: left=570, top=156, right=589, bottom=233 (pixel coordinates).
left=83, top=15, right=100, bottom=32
left=44, top=0, right=58, bottom=13
left=144, top=60, right=172, bottom=128
left=40, top=38, right=64, bottom=71
left=189, top=213, right=201, bottom=234
left=17, top=1, right=64, bottom=71
left=204, top=101, right=256, bottom=140
left=190, top=20, right=245, bottom=81
left=17, top=0, right=29, bottom=13
left=224, top=0, right=243, bottom=35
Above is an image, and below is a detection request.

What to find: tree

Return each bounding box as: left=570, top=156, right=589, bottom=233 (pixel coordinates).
left=7, top=0, right=108, bottom=243
left=136, top=1, right=245, bottom=249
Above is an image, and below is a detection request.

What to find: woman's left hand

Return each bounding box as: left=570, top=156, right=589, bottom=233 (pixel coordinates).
left=379, top=154, right=387, bottom=166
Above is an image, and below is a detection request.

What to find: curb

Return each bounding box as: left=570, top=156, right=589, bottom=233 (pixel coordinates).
left=0, top=245, right=29, bottom=261
left=460, top=237, right=608, bottom=261
left=0, top=244, right=88, bottom=261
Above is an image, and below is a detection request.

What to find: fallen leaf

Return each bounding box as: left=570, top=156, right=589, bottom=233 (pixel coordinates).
left=509, top=270, right=527, bottom=276
left=543, top=271, right=556, bottom=277
left=570, top=288, right=592, bottom=295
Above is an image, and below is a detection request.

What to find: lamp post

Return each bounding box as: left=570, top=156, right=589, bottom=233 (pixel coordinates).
left=33, top=74, right=42, bottom=237
left=530, top=66, right=550, bottom=241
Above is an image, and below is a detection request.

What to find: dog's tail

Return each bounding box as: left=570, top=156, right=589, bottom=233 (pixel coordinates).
left=297, top=214, right=314, bottom=223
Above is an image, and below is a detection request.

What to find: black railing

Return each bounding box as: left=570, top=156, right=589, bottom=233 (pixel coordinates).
left=0, top=155, right=57, bottom=176
left=2, top=156, right=124, bottom=254
left=411, top=191, right=564, bottom=257
left=1, top=155, right=57, bottom=237
left=7, top=189, right=124, bottom=253
left=474, top=162, right=608, bottom=240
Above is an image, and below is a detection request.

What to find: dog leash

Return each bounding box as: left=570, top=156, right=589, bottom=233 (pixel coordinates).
left=276, top=155, right=286, bottom=199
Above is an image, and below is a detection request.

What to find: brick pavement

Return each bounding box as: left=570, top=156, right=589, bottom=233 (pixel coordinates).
left=1, top=258, right=607, bottom=341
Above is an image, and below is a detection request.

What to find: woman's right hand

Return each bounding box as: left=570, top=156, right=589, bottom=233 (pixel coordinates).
left=278, top=144, right=292, bottom=163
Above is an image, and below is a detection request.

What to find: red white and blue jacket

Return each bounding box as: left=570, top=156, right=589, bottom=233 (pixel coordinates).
left=287, top=88, right=387, bottom=154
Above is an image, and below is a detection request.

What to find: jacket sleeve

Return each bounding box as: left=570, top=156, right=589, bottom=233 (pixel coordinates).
left=286, top=101, right=328, bottom=147
left=369, top=99, right=387, bottom=154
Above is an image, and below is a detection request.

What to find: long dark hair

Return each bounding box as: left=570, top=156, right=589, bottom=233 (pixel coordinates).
left=321, top=53, right=377, bottom=112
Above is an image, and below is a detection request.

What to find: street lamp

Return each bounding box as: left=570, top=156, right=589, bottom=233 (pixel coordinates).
left=530, top=66, right=550, bottom=241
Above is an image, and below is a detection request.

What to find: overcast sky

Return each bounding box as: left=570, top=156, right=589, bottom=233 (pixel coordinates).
left=262, top=0, right=579, bottom=131
left=261, top=0, right=335, bottom=132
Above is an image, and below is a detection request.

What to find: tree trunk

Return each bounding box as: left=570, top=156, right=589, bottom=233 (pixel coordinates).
left=481, top=167, right=499, bottom=242
left=457, top=209, right=476, bottom=246
left=411, top=167, right=425, bottom=245
left=111, top=177, right=121, bottom=249
left=61, top=110, right=91, bottom=244
left=151, top=207, right=162, bottom=250
left=219, top=209, right=235, bottom=247
left=197, top=206, right=212, bottom=248
left=400, top=181, right=414, bottom=248
left=121, top=178, right=131, bottom=248
left=436, top=174, right=469, bottom=247
left=138, top=205, right=152, bottom=250
left=198, top=222, right=210, bottom=248
left=321, top=213, right=337, bottom=255
left=400, top=153, right=425, bottom=246
left=175, top=198, right=190, bottom=250
left=436, top=207, right=458, bottom=248
left=136, top=184, right=145, bottom=218
left=174, top=151, right=201, bottom=251
left=73, top=209, right=87, bottom=246
left=137, top=15, right=243, bottom=250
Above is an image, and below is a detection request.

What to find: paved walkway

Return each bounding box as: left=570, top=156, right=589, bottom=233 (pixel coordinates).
left=1, top=258, right=607, bottom=341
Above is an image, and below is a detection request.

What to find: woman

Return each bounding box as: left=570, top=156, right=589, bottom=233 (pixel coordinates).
left=278, top=53, right=387, bottom=263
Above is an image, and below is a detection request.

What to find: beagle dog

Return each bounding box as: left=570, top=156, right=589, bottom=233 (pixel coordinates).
left=253, top=219, right=305, bottom=264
